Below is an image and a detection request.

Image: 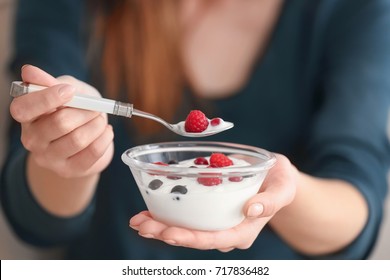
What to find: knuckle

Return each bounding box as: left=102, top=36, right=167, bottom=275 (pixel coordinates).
left=21, top=133, right=34, bottom=151
left=263, top=200, right=277, bottom=217
left=237, top=242, right=253, bottom=250
left=52, top=110, right=74, bottom=134
left=93, top=115, right=107, bottom=129
left=10, top=101, right=27, bottom=122
left=57, top=75, right=76, bottom=84
left=237, top=238, right=256, bottom=250
left=88, top=142, right=105, bottom=159
left=107, top=126, right=114, bottom=140
left=57, top=75, right=102, bottom=98
left=205, top=236, right=218, bottom=250
left=41, top=91, right=58, bottom=109
left=69, top=131, right=87, bottom=150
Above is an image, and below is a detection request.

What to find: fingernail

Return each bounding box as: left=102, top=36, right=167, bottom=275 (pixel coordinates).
left=247, top=203, right=264, bottom=218
left=21, top=64, right=30, bottom=71
left=139, top=233, right=154, bottom=239
left=129, top=224, right=139, bottom=231
left=58, top=84, right=75, bottom=99
left=164, top=240, right=177, bottom=245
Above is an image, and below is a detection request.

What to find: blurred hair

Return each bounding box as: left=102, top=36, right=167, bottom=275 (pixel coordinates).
left=93, top=0, right=184, bottom=134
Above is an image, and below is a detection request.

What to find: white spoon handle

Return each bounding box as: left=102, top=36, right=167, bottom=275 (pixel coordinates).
left=9, top=81, right=133, bottom=117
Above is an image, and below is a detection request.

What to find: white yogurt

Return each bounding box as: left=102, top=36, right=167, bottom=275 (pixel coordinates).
left=134, top=157, right=266, bottom=231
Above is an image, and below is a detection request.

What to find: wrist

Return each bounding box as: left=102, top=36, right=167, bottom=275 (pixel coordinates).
left=27, top=153, right=99, bottom=217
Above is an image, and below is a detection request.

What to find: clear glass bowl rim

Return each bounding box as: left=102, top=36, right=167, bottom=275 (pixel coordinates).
left=121, top=141, right=276, bottom=177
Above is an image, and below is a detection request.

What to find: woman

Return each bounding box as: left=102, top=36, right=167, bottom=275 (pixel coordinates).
left=1, top=0, right=389, bottom=259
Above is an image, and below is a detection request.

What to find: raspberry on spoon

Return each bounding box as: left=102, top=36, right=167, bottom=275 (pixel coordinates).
left=184, top=110, right=209, bottom=133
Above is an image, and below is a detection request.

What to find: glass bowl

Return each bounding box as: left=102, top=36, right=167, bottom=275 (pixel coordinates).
left=121, top=141, right=276, bottom=231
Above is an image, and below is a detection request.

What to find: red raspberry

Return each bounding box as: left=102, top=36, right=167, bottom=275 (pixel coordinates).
left=184, top=110, right=209, bottom=132
left=228, top=176, right=243, bottom=182
left=194, top=157, right=209, bottom=165
left=210, top=118, right=221, bottom=126
left=197, top=165, right=222, bottom=186
left=209, top=153, right=233, bottom=167
left=197, top=177, right=222, bottom=186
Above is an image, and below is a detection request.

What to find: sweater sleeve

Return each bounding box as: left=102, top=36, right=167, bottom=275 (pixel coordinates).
left=304, top=0, right=390, bottom=259
left=0, top=0, right=95, bottom=247
left=1, top=145, right=96, bottom=247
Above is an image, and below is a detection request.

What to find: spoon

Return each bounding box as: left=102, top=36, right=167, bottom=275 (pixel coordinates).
left=9, top=81, right=234, bottom=137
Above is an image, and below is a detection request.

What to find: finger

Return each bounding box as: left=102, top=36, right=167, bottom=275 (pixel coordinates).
left=130, top=211, right=164, bottom=230
left=137, top=218, right=170, bottom=240
left=21, top=64, right=58, bottom=86
left=10, top=83, right=75, bottom=123
left=47, top=114, right=107, bottom=159
left=129, top=211, right=153, bottom=228
left=130, top=212, right=218, bottom=248
left=22, top=108, right=101, bottom=152
left=245, top=188, right=294, bottom=219
left=129, top=211, right=151, bottom=230
left=30, top=124, right=113, bottom=177
left=160, top=226, right=246, bottom=250
left=244, top=155, right=297, bottom=218
left=130, top=212, right=171, bottom=240
left=57, top=75, right=102, bottom=98
left=131, top=212, right=266, bottom=250
left=64, top=124, right=114, bottom=175
left=130, top=212, right=192, bottom=243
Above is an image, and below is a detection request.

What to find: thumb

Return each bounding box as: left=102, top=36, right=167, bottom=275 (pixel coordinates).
left=244, top=154, right=297, bottom=218
left=244, top=190, right=291, bottom=219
